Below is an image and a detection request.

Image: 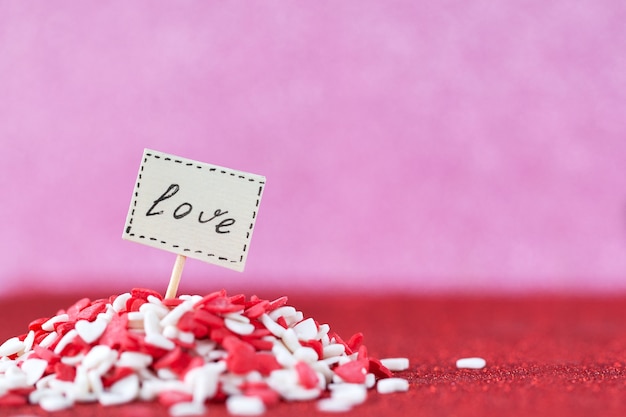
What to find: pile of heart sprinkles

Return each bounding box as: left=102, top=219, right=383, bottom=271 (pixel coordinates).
left=0, top=289, right=409, bottom=415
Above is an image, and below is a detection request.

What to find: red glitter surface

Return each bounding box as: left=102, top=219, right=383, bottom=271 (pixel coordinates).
left=1, top=293, right=625, bottom=417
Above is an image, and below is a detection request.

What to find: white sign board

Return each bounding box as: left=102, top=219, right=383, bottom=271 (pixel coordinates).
left=123, top=149, right=265, bottom=272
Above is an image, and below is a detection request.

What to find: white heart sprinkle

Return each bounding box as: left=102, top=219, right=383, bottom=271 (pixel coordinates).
left=75, top=319, right=108, bottom=344
left=376, top=377, right=410, bottom=394
left=456, top=357, right=487, bottom=369
left=22, top=358, right=49, bottom=385
left=0, top=337, right=25, bottom=356
left=380, top=357, right=410, bottom=371
left=224, top=318, right=255, bottom=335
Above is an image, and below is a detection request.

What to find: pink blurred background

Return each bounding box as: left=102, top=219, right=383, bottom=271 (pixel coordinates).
left=1, top=1, right=625, bottom=296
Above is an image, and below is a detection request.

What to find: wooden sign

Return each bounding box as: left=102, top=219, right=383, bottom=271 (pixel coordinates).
left=123, top=149, right=266, bottom=273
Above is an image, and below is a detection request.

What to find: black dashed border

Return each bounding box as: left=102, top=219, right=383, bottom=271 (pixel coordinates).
left=125, top=150, right=265, bottom=266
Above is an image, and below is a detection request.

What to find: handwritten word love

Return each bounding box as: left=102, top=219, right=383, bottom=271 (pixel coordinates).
left=146, top=184, right=235, bottom=234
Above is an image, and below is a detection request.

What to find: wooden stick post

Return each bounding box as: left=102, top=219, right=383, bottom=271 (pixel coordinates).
left=165, top=254, right=186, bottom=299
